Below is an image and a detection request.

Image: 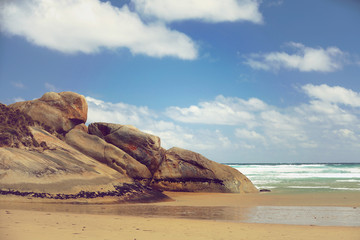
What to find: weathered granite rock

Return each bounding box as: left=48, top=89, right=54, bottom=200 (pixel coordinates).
left=0, top=126, right=131, bottom=194
left=0, top=126, right=169, bottom=202
left=65, top=129, right=152, bottom=182
left=1, top=91, right=258, bottom=198
left=9, top=92, right=87, bottom=134
left=72, top=123, right=88, bottom=133
left=89, top=122, right=164, bottom=174
left=151, top=147, right=258, bottom=193
left=0, top=103, right=37, bottom=148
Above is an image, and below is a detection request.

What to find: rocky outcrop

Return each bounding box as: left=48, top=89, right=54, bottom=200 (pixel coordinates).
left=88, top=122, right=257, bottom=193
left=89, top=123, right=164, bottom=174
left=0, top=104, right=168, bottom=202
left=65, top=128, right=152, bottom=182
left=151, top=147, right=258, bottom=193
left=0, top=126, right=131, bottom=194
left=9, top=92, right=87, bottom=134
left=1, top=91, right=258, bottom=201
left=88, top=121, right=258, bottom=193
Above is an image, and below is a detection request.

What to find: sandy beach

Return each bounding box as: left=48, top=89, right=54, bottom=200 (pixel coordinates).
left=1, top=191, right=360, bottom=240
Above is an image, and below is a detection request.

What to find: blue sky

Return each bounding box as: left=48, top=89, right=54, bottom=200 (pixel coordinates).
left=1, top=0, right=360, bottom=163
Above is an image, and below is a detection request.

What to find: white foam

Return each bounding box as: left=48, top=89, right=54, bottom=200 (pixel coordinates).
left=230, top=163, right=360, bottom=192
left=336, top=179, right=360, bottom=183
left=233, top=165, right=360, bottom=179
left=288, top=186, right=331, bottom=189
left=331, top=187, right=360, bottom=191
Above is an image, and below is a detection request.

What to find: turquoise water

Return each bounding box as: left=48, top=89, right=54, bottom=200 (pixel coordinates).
left=228, top=163, right=360, bottom=193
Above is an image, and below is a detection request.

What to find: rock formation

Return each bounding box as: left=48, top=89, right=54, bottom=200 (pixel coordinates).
left=87, top=122, right=257, bottom=193
left=9, top=92, right=87, bottom=134
left=88, top=123, right=164, bottom=174
left=151, top=147, right=257, bottom=193
left=0, top=91, right=258, bottom=202
left=65, top=128, right=152, bottom=182
left=0, top=95, right=168, bottom=202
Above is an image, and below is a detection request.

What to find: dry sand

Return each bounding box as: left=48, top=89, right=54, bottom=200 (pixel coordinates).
left=1, top=191, right=360, bottom=240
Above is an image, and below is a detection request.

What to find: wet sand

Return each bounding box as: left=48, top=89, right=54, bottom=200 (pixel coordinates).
left=1, top=191, right=360, bottom=240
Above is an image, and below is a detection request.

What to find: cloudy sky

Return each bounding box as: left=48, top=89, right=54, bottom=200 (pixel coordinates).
left=1, top=0, right=360, bottom=163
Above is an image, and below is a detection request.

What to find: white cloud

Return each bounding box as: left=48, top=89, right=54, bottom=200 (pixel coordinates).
left=44, top=82, right=59, bottom=92
left=85, top=83, right=360, bottom=162
left=85, top=96, right=230, bottom=151
left=302, top=84, right=360, bottom=107
left=260, top=110, right=307, bottom=146
left=165, top=95, right=312, bottom=148
left=165, top=95, right=267, bottom=126
left=11, top=82, right=25, bottom=89
left=244, top=42, right=346, bottom=72
left=133, top=0, right=263, bottom=23
left=235, top=129, right=264, bottom=141
left=0, top=0, right=197, bottom=59
left=86, top=96, right=155, bottom=127
left=265, top=0, right=284, bottom=7
left=296, top=84, right=360, bottom=127
left=13, top=97, right=25, bottom=102
left=333, top=129, right=357, bottom=141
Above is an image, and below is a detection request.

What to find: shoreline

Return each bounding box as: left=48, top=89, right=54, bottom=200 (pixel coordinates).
left=1, top=209, right=359, bottom=240
left=1, top=191, right=360, bottom=240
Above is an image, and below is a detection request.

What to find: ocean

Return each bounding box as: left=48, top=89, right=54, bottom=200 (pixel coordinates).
left=229, top=163, right=360, bottom=193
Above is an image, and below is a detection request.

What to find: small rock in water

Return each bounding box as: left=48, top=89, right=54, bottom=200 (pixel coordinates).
left=259, top=189, right=271, bottom=192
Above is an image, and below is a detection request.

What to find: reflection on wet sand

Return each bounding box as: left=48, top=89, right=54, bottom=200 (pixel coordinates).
left=0, top=202, right=251, bottom=222
left=1, top=201, right=359, bottom=226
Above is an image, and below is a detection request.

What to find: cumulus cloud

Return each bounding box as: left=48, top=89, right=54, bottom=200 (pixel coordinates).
left=86, top=96, right=155, bottom=127
left=133, top=0, right=263, bottom=23
left=165, top=95, right=310, bottom=148
left=165, top=95, right=267, bottom=126
left=295, top=84, right=360, bottom=129
left=85, top=83, right=360, bottom=162
left=86, top=96, right=231, bottom=151
left=260, top=110, right=306, bottom=143
left=0, top=0, right=197, bottom=59
left=302, top=84, right=360, bottom=107
left=300, top=100, right=357, bottom=126
left=44, top=82, right=59, bottom=92
left=244, top=42, right=346, bottom=72
left=235, top=129, right=265, bottom=141
left=13, top=97, right=25, bottom=102
left=333, top=129, right=357, bottom=141
left=166, top=84, right=360, bottom=151
left=11, top=82, right=25, bottom=89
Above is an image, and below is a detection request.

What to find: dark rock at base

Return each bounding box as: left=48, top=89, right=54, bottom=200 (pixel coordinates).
left=0, top=182, right=170, bottom=203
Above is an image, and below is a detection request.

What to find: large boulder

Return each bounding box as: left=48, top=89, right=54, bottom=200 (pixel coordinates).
left=0, top=126, right=131, bottom=194
left=1, top=91, right=258, bottom=198
left=0, top=126, right=169, bottom=202
left=9, top=92, right=87, bottom=134
left=151, top=147, right=258, bottom=193
left=65, top=128, right=152, bottom=182
left=88, top=123, right=164, bottom=174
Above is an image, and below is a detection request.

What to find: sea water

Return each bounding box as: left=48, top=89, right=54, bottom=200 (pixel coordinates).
left=228, top=163, right=360, bottom=192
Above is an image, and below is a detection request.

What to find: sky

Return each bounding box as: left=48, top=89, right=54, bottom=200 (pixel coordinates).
left=1, top=0, right=360, bottom=163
